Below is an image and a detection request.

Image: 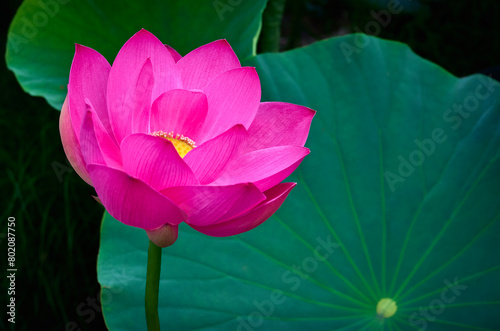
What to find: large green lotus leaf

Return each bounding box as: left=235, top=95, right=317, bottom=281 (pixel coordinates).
left=98, top=34, right=500, bottom=330
left=5, top=0, right=267, bottom=110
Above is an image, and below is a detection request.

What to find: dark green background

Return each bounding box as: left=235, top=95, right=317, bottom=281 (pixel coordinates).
left=2, top=0, right=500, bottom=330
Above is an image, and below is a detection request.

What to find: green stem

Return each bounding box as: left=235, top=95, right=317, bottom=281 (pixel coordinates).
left=258, top=0, right=287, bottom=53
left=145, top=240, right=162, bottom=330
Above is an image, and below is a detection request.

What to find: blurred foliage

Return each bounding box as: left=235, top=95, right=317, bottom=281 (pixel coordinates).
left=1, top=1, right=105, bottom=330
left=280, top=0, right=500, bottom=78
left=2, top=0, right=499, bottom=329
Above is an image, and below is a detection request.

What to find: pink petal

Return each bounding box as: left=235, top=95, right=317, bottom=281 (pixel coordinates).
left=243, top=102, right=316, bottom=153
left=150, top=89, right=208, bottom=142
left=59, top=94, right=92, bottom=185
left=87, top=164, right=186, bottom=229
left=124, top=58, right=155, bottom=138
left=120, top=133, right=199, bottom=191
left=165, top=44, right=182, bottom=62
left=177, top=39, right=240, bottom=89
left=191, top=183, right=296, bottom=237
left=68, top=44, right=112, bottom=140
left=161, top=183, right=265, bottom=227
left=183, top=124, right=248, bottom=184
left=80, top=109, right=105, bottom=167
left=80, top=100, right=122, bottom=169
left=198, top=67, right=261, bottom=143
left=214, top=146, right=309, bottom=191
left=107, top=29, right=181, bottom=142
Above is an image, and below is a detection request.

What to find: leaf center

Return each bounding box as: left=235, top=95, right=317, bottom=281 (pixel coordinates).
left=376, top=298, right=397, bottom=318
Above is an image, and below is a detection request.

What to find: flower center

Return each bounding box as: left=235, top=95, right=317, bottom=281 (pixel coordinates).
left=151, top=130, right=196, bottom=158
left=376, top=298, right=397, bottom=318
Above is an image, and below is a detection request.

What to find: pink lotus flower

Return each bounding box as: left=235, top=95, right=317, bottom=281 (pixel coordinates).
left=60, top=29, right=314, bottom=245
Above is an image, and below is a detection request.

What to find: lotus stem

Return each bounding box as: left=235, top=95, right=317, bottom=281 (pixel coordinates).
left=145, top=240, right=162, bottom=330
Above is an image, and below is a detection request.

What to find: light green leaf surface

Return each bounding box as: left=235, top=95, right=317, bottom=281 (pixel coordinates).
left=5, top=0, right=267, bottom=109
left=98, top=34, right=500, bottom=330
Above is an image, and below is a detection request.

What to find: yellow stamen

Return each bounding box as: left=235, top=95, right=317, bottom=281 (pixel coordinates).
left=151, top=130, right=196, bottom=158
left=377, top=298, right=397, bottom=318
